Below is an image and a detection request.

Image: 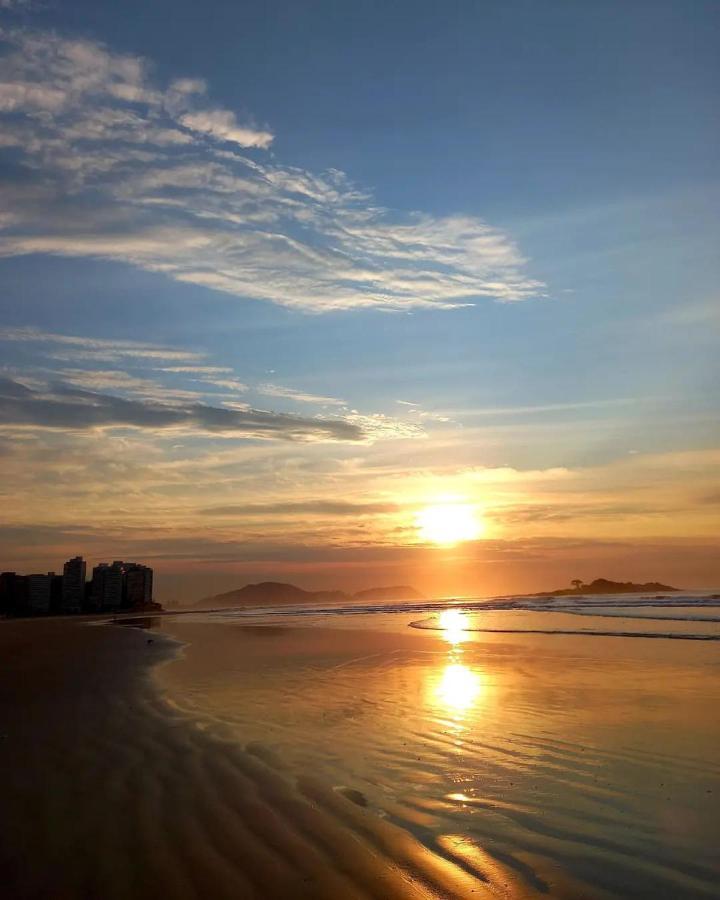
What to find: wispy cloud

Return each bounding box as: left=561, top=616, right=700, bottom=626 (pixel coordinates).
left=343, top=411, right=423, bottom=440
left=0, top=376, right=364, bottom=441
left=257, top=383, right=345, bottom=406
left=454, top=398, right=643, bottom=418
left=56, top=368, right=204, bottom=403
left=0, top=328, right=427, bottom=435
left=0, top=326, right=204, bottom=361
left=177, top=109, right=273, bottom=149
left=158, top=366, right=233, bottom=374
left=0, top=29, right=544, bottom=312
left=0, top=372, right=424, bottom=443
left=201, top=377, right=250, bottom=392
left=200, top=500, right=397, bottom=517
left=0, top=30, right=271, bottom=146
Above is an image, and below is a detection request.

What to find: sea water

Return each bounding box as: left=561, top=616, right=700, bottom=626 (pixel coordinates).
left=155, top=592, right=720, bottom=898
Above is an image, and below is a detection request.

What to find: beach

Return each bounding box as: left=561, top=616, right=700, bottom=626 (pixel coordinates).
left=0, top=617, right=444, bottom=899
left=2, top=599, right=720, bottom=899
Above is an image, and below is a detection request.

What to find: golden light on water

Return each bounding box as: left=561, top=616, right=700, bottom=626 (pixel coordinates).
left=435, top=663, right=483, bottom=712
left=416, top=503, right=484, bottom=546
left=438, top=608, right=469, bottom=645
left=431, top=610, right=485, bottom=717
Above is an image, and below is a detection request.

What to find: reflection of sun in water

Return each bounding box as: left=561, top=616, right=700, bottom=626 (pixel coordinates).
left=416, top=503, right=484, bottom=546
left=438, top=608, right=469, bottom=645
left=432, top=611, right=484, bottom=720
left=436, top=663, right=482, bottom=712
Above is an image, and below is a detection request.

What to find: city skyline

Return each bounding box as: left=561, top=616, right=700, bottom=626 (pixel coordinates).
left=0, top=0, right=718, bottom=603
left=1, top=555, right=156, bottom=616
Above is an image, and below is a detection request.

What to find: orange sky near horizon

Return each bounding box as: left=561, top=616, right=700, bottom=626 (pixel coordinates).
left=0, top=15, right=718, bottom=606
left=2, top=434, right=718, bottom=604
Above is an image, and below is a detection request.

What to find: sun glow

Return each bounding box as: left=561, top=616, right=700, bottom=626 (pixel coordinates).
left=417, top=503, right=483, bottom=545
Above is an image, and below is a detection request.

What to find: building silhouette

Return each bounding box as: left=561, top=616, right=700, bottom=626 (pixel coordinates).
left=28, top=573, right=61, bottom=615
left=0, top=572, right=28, bottom=616
left=90, top=562, right=124, bottom=611
left=1, top=556, right=157, bottom=618
left=125, top=563, right=153, bottom=608
left=90, top=560, right=155, bottom=611
left=61, top=556, right=86, bottom=613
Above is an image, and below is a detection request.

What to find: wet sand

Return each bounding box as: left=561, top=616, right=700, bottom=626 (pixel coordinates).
left=0, top=617, right=512, bottom=899
left=154, top=612, right=720, bottom=899
left=2, top=612, right=719, bottom=899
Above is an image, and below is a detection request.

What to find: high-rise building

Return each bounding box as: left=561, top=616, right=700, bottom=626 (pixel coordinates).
left=0, top=572, right=28, bottom=617
left=90, top=561, right=154, bottom=611
left=90, top=562, right=124, bottom=610
left=4, top=557, right=155, bottom=617
left=50, top=574, right=63, bottom=614
left=125, top=563, right=153, bottom=608
left=28, top=573, right=55, bottom=614
left=0, top=572, right=13, bottom=615
left=61, top=556, right=86, bottom=613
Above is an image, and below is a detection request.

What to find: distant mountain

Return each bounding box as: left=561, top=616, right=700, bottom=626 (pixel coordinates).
left=534, top=577, right=679, bottom=597
left=194, top=581, right=350, bottom=609
left=194, top=580, right=424, bottom=609
left=353, top=585, right=425, bottom=603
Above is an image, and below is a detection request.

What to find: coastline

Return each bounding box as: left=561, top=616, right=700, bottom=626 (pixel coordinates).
left=0, top=616, right=510, bottom=899
left=152, top=610, right=720, bottom=900
left=4, top=608, right=719, bottom=899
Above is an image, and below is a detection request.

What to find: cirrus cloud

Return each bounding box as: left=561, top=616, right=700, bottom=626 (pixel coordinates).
left=0, top=29, right=544, bottom=312
left=178, top=110, right=273, bottom=149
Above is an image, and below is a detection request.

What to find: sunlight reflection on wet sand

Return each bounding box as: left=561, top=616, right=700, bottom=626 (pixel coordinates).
left=433, top=662, right=483, bottom=714
left=430, top=610, right=486, bottom=720
left=154, top=610, right=720, bottom=899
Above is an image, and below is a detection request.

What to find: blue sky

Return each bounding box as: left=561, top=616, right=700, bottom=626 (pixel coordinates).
left=0, top=0, right=718, bottom=600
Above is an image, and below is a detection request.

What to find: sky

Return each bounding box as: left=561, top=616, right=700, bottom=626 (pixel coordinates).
left=0, top=0, right=718, bottom=603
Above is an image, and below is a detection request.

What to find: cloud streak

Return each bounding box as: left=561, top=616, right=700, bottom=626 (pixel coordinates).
left=0, top=326, right=204, bottom=361
left=0, top=29, right=543, bottom=312
left=200, top=500, right=397, bottom=517
left=0, top=376, right=364, bottom=441
left=257, top=383, right=346, bottom=406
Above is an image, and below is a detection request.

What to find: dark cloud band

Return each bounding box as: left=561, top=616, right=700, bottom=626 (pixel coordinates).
left=0, top=377, right=364, bottom=442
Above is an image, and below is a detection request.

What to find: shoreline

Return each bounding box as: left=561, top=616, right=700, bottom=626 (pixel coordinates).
left=0, top=616, right=514, bottom=899
left=167, top=586, right=720, bottom=616
left=3, top=584, right=719, bottom=627
left=151, top=609, right=720, bottom=899
left=4, top=611, right=718, bottom=899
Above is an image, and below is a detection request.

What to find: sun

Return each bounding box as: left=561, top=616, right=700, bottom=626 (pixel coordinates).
left=416, top=503, right=484, bottom=546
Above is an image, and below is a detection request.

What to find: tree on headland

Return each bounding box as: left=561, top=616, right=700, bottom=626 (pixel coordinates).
left=571, top=579, right=584, bottom=590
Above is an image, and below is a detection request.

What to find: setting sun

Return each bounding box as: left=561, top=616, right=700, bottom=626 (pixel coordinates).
left=417, top=503, right=484, bottom=546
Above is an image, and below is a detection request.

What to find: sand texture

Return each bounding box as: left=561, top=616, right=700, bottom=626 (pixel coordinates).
left=2, top=606, right=720, bottom=899
left=0, top=618, right=521, bottom=899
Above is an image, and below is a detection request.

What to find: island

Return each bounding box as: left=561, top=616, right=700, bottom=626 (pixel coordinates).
left=192, top=581, right=425, bottom=609
left=533, top=577, right=679, bottom=598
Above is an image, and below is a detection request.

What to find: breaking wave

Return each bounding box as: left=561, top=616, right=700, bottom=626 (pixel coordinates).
left=407, top=593, right=720, bottom=641
left=198, top=591, right=720, bottom=641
